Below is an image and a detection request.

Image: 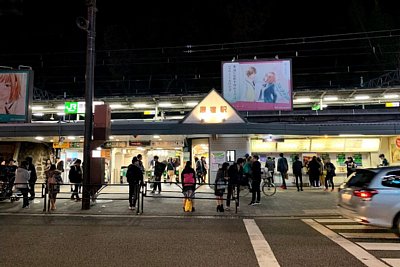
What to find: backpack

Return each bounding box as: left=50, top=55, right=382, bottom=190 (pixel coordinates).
left=183, top=172, right=195, bottom=186
left=126, top=164, right=135, bottom=183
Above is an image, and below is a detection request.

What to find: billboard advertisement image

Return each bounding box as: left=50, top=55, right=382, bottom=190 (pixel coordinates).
left=222, top=59, right=292, bottom=111
left=0, top=70, right=33, bottom=122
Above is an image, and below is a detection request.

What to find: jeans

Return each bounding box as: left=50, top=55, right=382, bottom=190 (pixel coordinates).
left=294, top=173, right=303, bottom=190
left=129, top=183, right=139, bottom=207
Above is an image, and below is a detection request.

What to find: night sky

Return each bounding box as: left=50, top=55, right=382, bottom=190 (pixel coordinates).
left=1, top=0, right=399, bottom=98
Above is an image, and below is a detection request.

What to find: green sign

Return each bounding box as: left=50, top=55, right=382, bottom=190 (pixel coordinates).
left=311, top=104, right=320, bottom=110
left=65, top=102, right=78, bottom=114
left=337, top=153, right=346, bottom=166
left=353, top=153, right=363, bottom=166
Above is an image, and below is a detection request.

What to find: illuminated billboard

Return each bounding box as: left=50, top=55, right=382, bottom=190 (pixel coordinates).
left=0, top=70, right=33, bottom=122
left=222, top=59, right=292, bottom=111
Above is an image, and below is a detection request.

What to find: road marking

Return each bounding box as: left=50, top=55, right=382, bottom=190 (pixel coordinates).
left=243, top=219, right=280, bottom=267
left=340, top=233, right=399, bottom=239
left=326, top=225, right=382, bottom=230
left=382, top=259, right=400, bottom=267
left=315, top=218, right=355, bottom=223
left=357, top=243, right=400, bottom=250
left=302, top=219, right=389, bottom=267
left=303, top=209, right=339, bottom=214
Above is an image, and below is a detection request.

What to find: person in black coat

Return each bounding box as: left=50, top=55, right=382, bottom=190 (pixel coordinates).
left=249, top=155, right=261, bottom=205
left=69, top=159, right=83, bottom=201
left=226, top=158, right=244, bottom=210
left=292, top=155, right=303, bottom=191
left=25, top=156, right=37, bottom=200
left=126, top=157, right=143, bottom=210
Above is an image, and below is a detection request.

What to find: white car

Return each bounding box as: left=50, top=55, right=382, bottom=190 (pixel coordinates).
left=337, top=167, right=400, bottom=237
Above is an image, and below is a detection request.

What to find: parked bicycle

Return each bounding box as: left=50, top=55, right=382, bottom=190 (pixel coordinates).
left=239, top=171, right=276, bottom=197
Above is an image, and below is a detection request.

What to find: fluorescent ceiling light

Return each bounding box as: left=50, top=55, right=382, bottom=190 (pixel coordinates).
left=109, top=136, right=115, bottom=140
left=35, top=136, right=44, bottom=141
left=93, top=101, right=104, bottom=105
left=56, top=105, right=65, bottom=110
left=185, top=101, right=198, bottom=107
left=293, top=97, right=311, bottom=103
left=67, top=136, right=76, bottom=140
left=384, top=94, right=399, bottom=99
left=158, top=102, right=172, bottom=107
left=153, top=135, right=160, bottom=139
left=109, top=104, right=125, bottom=109
left=322, top=104, right=328, bottom=108
left=354, top=95, right=369, bottom=100
left=323, top=96, right=338, bottom=101
left=133, top=103, right=148, bottom=108
left=339, top=134, right=364, bottom=137
left=57, top=112, right=65, bottom=116
left=33, top=113, right=44, bottom=116
left=32, top=106, right=43, bottom=110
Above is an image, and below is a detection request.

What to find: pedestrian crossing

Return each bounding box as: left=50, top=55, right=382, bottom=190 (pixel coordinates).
left=305, top=218, right=400, bottom=267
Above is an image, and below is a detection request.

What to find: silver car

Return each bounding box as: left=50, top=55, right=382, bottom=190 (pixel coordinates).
left=337, top=167, right=400, bottom=237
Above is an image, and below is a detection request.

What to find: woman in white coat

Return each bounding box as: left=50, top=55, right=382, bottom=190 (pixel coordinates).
left=15, top=160, right=30, bottom=208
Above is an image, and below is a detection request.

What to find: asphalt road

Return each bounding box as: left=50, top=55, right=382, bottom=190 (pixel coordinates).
left=0, top=215, right=375, bottom=267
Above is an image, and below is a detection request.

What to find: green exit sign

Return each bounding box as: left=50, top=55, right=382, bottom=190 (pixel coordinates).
left=65, top=102, right=78, bottom=114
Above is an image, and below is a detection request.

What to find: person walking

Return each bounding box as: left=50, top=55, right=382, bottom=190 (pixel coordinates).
left=181, top=161, right=196, bottom=212
left=25, top=156, right=37, bottom=200
left=226, top=158, right=244, bottom=211
left=45, top=164, right=63, bottom=210
left=126, top=157, right=143, bottom=210
left=277, top=153, right=288, bottom=189
left=69, top=159, right=83, bottom=201
left=292, top=156, right=303, bottom=191
left=14, top=160, right=30, bottom=208
left=215, top=162, right=229, bottom=212
left=249, top=155, right=261, bottom=205
left=324, top=159, right=336, bottom=191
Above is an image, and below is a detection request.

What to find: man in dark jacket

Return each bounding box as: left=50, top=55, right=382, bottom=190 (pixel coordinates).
left=69, top=159, right=83, bottom=201
left=152, top=156, right=165, bottom=194
left=226, top=158, right=244, bottom=210
left=277, top=153, right=288, bottom=189
left=25, top=156, right=37, bottom=200
left=126, top=157, right=143, bottom=210
left=292, top=155, right=303, bottom=191
left=249, top=155, right=261, bottom=205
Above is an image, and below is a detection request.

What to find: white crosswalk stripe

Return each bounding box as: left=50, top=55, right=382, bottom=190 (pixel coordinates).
left=304, top=218, right=400, bottom=267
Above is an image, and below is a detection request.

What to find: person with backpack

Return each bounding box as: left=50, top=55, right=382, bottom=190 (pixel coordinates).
left=265, top=157, right=275, bottom=183
left=126, top=157, right=143, bottom=210
left=166, top=158, right=175, bottom=183
left=215, top=162, right=229, bottom=212
left=181, top=161, right=196, bottom=212
left=25, top=156, right=37, bottom=200
left=45, top=164, right=63, bottom=211
left=226, top=158, right=244, bottom=211
left=152, top=156, right=165, bottom=194
left=324, top=158, right=336, bottom=192
left=69, top=159, right=83, bottom=201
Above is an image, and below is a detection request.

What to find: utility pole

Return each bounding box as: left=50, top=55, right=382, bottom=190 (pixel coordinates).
left=82, top=0, right=97, bottom=210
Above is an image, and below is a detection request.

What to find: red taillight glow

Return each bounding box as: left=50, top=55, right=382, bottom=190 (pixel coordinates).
left=353, top=189, right=378, bottom=200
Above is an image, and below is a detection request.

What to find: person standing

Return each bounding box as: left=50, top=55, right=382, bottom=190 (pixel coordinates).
left=308, top=156, right=321, bottom=188
left=345, top=157, right=357, bottom=177
left=136, top=154, right=145, bottom=174
left=152, top=156, right=165, bottom=194
left=181, top=161, right=196, bottom=212
left=265, top=157, right=275, bottom=183
left=249, top=155, right=261, bottom=205
left=379, top=154, right=389, bottom=167
left=126, top=157, right=143, bottom=210
left=166, top=157, right=175, bottom=183
left=277, top=153, right=288, bottom=189
left=292, top=156, right=303, bottom=191
left=25, top=156, right=37, bottom=200
left=45, top=164, right=63, bottom=210
left=195, top=157, right=203, bottom=184
left=69, top=159, right=83, bottom=201
left=56, top=157, right=64, bottom=172
left=226, top=158, right=244, bottom=210
left=215, top=162, right=229, bottom=212
left=14, top=161, right=30, bottom=208
left=324, top=159, right=336, bottom=192
left=201, top=157, right=208, bottom=183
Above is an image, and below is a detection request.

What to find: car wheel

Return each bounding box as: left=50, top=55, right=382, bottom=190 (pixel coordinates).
left=394, top=213, right=400, bottom=238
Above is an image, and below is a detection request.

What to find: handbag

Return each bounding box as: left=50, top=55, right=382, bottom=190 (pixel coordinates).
left=184, top=198, right=192, bottom=212
left=284, top=173, right=289, bottom=180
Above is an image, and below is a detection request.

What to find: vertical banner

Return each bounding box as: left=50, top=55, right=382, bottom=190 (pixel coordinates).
left=210, top=151, right=226, bottom=171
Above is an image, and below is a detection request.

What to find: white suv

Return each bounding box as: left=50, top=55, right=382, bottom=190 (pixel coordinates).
left=337, top=167, right=400, bottom=237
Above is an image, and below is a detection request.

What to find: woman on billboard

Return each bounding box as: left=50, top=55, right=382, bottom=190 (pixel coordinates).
left=0, top=73, right=25, bottom=115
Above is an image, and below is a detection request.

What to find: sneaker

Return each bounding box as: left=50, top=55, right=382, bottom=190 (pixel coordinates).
left=225, top=207, right=230, bottom=211
left=248, top=202, right=255, bottom=206
left=254, top=202, right=261, bottom=205
left=151, top=190, right=155, bottom=194
left=22, top=205, right=29, bottom=209
left=75, top=198, right=81, bottom=202
left=129, top=206, right=133, bottom=210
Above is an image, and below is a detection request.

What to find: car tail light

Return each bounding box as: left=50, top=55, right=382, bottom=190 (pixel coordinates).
left=353, top=189, right=378, bottom=200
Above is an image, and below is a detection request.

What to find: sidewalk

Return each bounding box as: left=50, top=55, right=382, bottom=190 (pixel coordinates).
left=0, top=183, right=340, bottom=217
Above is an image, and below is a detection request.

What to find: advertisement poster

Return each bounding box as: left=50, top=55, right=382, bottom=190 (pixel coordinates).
left=337, top=153, right=346, bottom=166
left=353, top=153, right=363, bottom=166
left=210, top=151, right=226, bottom=171
left=0, top=70, right=33, bottom=122
left=222, top=59, right=292, bottom=111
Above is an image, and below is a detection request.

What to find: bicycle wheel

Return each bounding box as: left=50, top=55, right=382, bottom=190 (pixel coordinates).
left=262, top=181, right=276, bottom=196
